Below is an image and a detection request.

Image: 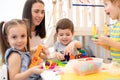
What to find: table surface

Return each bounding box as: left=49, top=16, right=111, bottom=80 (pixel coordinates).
left=41, top=59, right=120, bottom=80
left=61, top=62, right=120, bottom=80
left=61, top=71, right=120, bottom=80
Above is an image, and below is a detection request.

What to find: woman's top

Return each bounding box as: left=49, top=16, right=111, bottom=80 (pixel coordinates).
left=30, top=31, right=44, bottom=50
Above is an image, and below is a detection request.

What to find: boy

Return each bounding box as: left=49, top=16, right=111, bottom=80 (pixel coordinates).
left=54, top=18, right=82, bottom=61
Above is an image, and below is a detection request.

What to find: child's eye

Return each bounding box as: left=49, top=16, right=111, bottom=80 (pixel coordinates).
left=21, top=34, right=26, bottom=38
left=59, top=34, right=63, bottom=36
left=66, top=34, right=70, bottom=36
left=104, top=3, right=108, bottom=7
left=12, top=36, right=17, bottom=39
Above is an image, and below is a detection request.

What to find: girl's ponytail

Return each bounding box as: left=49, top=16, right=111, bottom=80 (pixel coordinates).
left=0, top=21, right=6, bottom=63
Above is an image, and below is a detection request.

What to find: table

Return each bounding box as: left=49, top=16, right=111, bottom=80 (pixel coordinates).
left=41, top=59, right=120, bottom=80
left=61, top=62, right=120, bottom=80
left=61, top=71, right=120, bottom=80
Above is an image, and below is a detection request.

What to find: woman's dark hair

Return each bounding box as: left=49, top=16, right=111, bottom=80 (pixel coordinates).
left=22, top=0, right=46, bottom=38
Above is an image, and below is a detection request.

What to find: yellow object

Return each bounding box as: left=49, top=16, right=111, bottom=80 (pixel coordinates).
left=104, top=23, right=109, bottom=35
left=45, top=60, right=52, bottom=69
left=29, top=45, right=43, bottom=68
left=92, top=24, right=97, bottom=35
left=61, top=72, right=120, bottom=80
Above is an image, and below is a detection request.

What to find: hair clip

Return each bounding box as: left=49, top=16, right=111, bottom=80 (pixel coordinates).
left=2, top=22, right=6, bottom=35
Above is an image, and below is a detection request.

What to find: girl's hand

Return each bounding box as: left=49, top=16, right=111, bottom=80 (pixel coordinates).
left=31, top=63, right=45, bottom=74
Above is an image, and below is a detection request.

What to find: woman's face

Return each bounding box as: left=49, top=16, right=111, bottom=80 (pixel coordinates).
left=31, top=2, right=45, bottom=27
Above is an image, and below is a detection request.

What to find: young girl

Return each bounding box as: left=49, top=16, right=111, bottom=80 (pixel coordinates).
left=0, top=19, right=44, bottom=80
left=54, top=18, right=82, bottom=60
left=93, top=0, right=120, bottom=67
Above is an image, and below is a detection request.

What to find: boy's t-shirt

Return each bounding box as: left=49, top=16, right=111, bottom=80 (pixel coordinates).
left=110, top=21, right=120, bottom=62
left=54, top=40, right=78, bottom=56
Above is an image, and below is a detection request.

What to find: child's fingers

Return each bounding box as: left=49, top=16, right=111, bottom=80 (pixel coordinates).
left=55, top=53, right=65, bottom=60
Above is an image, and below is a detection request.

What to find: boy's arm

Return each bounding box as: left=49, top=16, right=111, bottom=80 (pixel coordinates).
left=64, top=40, right=82, bottom=55
left=101, top=45, right=110, bottom=50
left=93, top=35, right=120, bottom=51
left=107, top=38, right=120, bottom=51
left=73, top=40, right=82, bottom=49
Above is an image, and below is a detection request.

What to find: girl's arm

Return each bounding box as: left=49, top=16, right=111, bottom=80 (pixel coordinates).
left=8, top=52, right=44, bottom=80
left=8, top=52, right=32, bottom=80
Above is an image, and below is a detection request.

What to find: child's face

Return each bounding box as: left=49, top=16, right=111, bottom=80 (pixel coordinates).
left=104, top=0, right=120, bottom=20
left=57, top=29, right=73, bottom=46
left=7, top=24, right=27, bottom=51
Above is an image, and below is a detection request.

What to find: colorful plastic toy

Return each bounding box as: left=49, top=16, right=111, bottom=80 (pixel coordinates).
left=92, top=24, right=99, bottom=39
left=64, top=53, right=75, bottom=61
left=92, top=24, right=97, bottom=36
left=45, top=60, right=57, bottom=69
left=92, top=34, right=99, bottom=39
left=29, top=45, right=43, bottom=68
left=104, top=23, right=109, bottom=35
left=75, top=49, right=88, bottom=59
left=45, top=59, right=67, bottom=69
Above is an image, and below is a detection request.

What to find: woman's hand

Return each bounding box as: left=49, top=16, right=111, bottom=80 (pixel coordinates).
left=42, top=45, right=50, bottom=55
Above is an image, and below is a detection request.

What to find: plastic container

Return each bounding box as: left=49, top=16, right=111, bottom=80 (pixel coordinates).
left=72, top=58, right=103, bottom=76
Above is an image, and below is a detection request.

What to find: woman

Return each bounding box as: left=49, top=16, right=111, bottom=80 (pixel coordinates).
left=22, top=0, right=48, bottom=57
left=22, top=0, right=48, bottom=79
left=22, top=0, right=46, bottom=50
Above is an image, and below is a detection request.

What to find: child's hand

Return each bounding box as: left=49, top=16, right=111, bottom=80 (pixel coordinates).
left=30, top=63, right=45, bottom=74
left=55, top=52, right=65, bottom=60
left=92, top=35, right=110, bottom=46
left=42, top=45, right=50, bottom=55
left=64, top=41, right=75, bottom=55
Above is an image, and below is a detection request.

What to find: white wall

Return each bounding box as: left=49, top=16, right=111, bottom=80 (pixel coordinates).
left=0, top=0, right=26, bottom=21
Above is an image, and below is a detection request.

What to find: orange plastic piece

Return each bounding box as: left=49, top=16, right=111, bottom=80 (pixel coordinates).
left=29, top=45, right=43, bottom=68
left=70, top=54, right=75, bottom=59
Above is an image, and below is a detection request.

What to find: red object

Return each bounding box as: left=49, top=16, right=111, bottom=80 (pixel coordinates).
left=86, top=57, right=93, bottom=61
left=40, top=66, right=44, bottom=69
left=51, top=62, right=56, bottom=66
left=102, top=68, right=107, bottom=70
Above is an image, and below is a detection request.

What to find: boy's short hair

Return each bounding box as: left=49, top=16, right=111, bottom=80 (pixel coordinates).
left=56, top=18, right=74, bottom=33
